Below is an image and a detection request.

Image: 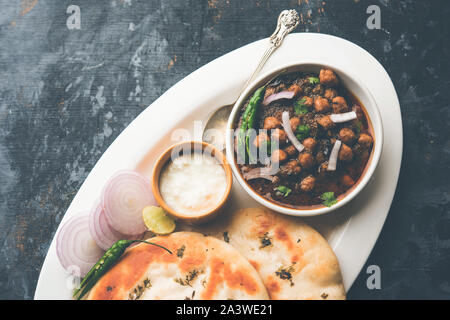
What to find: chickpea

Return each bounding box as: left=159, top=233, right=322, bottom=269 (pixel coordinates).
left=271, top=149, right=287, bottom=163
left=340, top=174, right=355, bottom=187
left=281, top=160, right=302, bottom=176
left=253, top=132, right=270, bottom=148
left=358, top=133, right=373, bottom=148
left=284, top=145, right=297, bottom=156
left=360, top=150, right=370, bottom=162
left=302, top=137, right=317, bottom=151
left=318, top=115, right=334, bottom=130
left=288, top=84, right=303, bottom=97
left=339, top=128, right=356, bottom=145
left=301, top=96, right=314, bottom=107
left=319, top=69, right=339, bottom=87
left=298, top=152, right=315, bottom=169
left=263, top=116, right=281, bottom=130
left=324, top=88, right=338, bottom=100
left=314, top=97, right=331, bottom=113
left=300, top=175, right=316, bottom=192
left=318, top=161, right=329, bottom=172
left=316, top=152, right=326, bottom=165
left=332, top=96, right=349, bottom=114
left=271, top=128, right=287, bottom=143
left=264, top=86, right=275, bottom=100
left=353, top=105, right=364, bottom=120
left=290, top=117, right=301, bottom=132
left=317, top=162, right=329, bottom=180
left=338, top=143, right=353, bottom=162
left=311, top=84, right=324, bottom=96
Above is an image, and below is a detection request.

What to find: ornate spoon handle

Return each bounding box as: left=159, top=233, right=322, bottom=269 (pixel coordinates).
left=241, top=9, right=299, bottom=91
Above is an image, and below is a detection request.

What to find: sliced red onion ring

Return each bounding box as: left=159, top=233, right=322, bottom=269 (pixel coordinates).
left=89, top=199, right=143, bottom=250
left=243, top=166, right=279, bottom=182
left=327, top=140, right=342, bottom=171
left=281, top=111, right=305, bottom=153
left=56, top=213, right=104, bottom=277
left=330, top=111, right=357, bottom=123
left=102, top=170, right=156, bottom=235
left=262, top=90, right=296, bottom=106
left=245, top=173, right=274, bottom=182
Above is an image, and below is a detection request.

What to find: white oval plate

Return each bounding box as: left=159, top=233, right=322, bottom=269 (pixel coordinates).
left=34, top=33, right=402, bottom=299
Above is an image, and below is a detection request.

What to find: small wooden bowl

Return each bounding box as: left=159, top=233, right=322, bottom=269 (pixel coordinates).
left=151, top=141, right=233, bottom=224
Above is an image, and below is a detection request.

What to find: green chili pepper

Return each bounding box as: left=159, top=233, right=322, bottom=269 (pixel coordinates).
left=237, top=85, right=265, bottom=163
left=73, top=239, right=172, bottom=300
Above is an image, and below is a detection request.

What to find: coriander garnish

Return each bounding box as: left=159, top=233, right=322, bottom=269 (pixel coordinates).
left=355, top=120, right=362, bottom=134
left=275, top=185, right=292, bottom=197
left=128, top=278, right=151, bottom=300
left=143, top=278, right=151, bottom=289
left=308, top=76, right=319, bottom=84
left=177, top=245, right=186, bottom=258
left=175, top=269, right=199, bottom=287
left=320, top=192, right=338, bottom=207
left=275, top=265, right=295, bottom=286
left=296, top=124, right=310, bottom=141
left=294, top=98, right=309, bottom=115
left=260, top=232, right=272, bottom=248
left=185, top=291, right=196, bottom=300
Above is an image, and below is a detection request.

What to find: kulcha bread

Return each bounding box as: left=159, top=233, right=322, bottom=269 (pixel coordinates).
left=87, top=231, right=269, bottom=300
left=197, top=207, right=346, bottom=300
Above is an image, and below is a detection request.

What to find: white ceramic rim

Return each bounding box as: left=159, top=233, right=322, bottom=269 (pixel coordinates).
left=226, top=61, right=384, bottom=217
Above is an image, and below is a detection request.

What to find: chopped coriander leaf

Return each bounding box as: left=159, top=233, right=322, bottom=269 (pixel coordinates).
left=275, top=185, right=292, bottom=197
left=320, top=192, right=338, bottom=207
left=308, top=77, right=320, bottom=85
left=296, top=124, right=310, bottom=141
left=294, top=98, right=309, bottom=115
left=175, top=269, right=199, bottom=287
left=275, top=265, right=295, bottom=286
left=354, top=120, right=362, bottom=134
left=176, top=245, right=186, bottom=258
left=260, top=232, right=272, bottom=248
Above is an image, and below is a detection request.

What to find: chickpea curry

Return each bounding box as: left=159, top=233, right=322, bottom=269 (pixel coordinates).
left=235, top=68, right=374, bottom=209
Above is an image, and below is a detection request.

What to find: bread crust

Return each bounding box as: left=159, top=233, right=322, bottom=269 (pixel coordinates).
left=198, top=207, right=346, bottom=300
left=87, top=231, right=269, bottom=300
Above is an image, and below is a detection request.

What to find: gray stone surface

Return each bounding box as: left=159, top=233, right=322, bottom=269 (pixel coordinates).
left=0, top=0, right=448, bottom=299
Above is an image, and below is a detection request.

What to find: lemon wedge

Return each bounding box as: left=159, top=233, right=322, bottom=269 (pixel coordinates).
left=142, top=206, right=176, bottom=235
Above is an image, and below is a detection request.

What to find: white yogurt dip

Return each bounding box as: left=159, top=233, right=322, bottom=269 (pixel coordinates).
left=159, top=153, right=227, bottom=216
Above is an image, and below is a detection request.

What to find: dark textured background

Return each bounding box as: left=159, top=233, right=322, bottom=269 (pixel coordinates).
left=0, top=0, right=448, bottom=300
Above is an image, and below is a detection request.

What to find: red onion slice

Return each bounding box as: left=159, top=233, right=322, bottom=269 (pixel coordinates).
left=327, top=140, right=342, bottom=171
left=89, top=200, right=142, bottom=250
left=243, top=166, right=279, bottom=182
left=245, top=173, right=274, bottom=182
left=56, top=213, right=104, bottom=277
left=262, top=90, right=296, bottom=106
left=281, top=111, right=305, bottom=153
left=102, top=170, right=156, bottom=235
left=330, top=111, right=357, bottom=123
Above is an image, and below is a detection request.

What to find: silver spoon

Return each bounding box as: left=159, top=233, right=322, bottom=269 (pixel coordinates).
left=202, top=9, right=300, bottom=150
